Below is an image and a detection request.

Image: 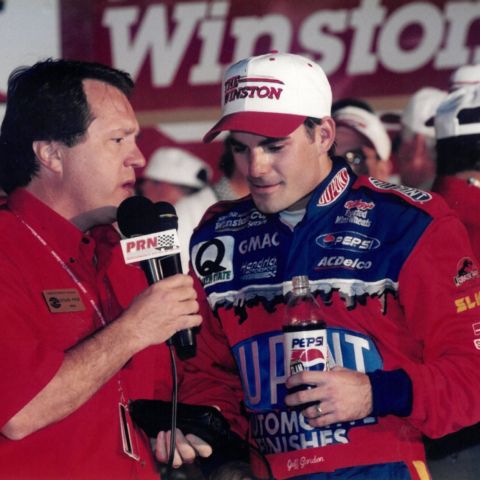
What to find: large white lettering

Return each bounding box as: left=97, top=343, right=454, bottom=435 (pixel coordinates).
left=231, top=14, right=292, bottom=62
left=436, top=2, right=480, bottom=67
left=103, top=3, right=208, bottom=84
left=347, top=0, right=385, bottom=74
left=190, top=1, right=229, bottom=84
left=378, top=3, right=443, bottom=72
left=103, top=1, right=480, bottom=91
left=298, top=10, right=347, bottom=73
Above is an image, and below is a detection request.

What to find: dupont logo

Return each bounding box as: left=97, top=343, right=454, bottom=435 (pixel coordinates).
left=473, top=323, right=480, bottom=336
left=369, top=178, right=432, bottom=202
left=317, top=168, right=349, bottom=206
left=316, top=231, right=380, bottom=252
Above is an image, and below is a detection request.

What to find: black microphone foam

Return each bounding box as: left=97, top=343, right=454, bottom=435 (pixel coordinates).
left=154, top=201, right=178, bottom=230
left=117, top=195, right=159, bottom=237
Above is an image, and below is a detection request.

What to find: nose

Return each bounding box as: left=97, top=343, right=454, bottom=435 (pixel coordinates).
left=248, top=147, right=271, bottom=178
left=127, top=143, right=146, bottom=169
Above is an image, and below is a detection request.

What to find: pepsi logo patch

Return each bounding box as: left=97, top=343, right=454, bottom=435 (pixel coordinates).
left=316, top=231, right=380, bottom=252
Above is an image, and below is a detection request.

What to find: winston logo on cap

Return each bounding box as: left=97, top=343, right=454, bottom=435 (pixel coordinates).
left=224, top=75, right=284, bottom=104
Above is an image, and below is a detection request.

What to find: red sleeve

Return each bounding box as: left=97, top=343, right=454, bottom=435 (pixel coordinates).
left=399, top=213, right=480, bottom=438
left=178, top=272, right=248, bottom=438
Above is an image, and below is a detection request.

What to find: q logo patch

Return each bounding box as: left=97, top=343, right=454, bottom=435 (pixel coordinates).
left=192, top=236, right=235, bottom=287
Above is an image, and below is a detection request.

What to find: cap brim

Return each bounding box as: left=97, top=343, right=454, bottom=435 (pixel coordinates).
left=203, top=112, right=307, bottom=143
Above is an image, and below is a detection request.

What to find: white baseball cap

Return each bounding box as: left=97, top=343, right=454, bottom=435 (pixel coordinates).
left=449, top=64, right=480, bottom=91
left=143, top=147, right=212, bottom=189
left=333, top=106, right=391, bottom=161
left=203, top=52, right=332, bottom=143
left=433, top=84, right=480, bottom=140
left=401, top=87, right=447, bottom=138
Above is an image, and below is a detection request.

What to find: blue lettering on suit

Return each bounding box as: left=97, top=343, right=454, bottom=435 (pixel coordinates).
left=232, top=327, right=383, bottom=453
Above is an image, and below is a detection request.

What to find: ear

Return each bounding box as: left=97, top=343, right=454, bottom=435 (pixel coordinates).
left=32, top=140, right=64, bottom=174
left=315, top=117, right=336, bottom=153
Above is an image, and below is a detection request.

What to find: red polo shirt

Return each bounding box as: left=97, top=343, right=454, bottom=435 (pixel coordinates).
left=0, top=189, right=172, bottom=479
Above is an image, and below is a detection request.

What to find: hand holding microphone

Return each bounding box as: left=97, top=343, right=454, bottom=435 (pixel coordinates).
left=116, top=196, right=200, bottom=358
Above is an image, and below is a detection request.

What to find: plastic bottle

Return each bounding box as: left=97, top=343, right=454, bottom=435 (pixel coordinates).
left=283, top=275, right=329, bottom=378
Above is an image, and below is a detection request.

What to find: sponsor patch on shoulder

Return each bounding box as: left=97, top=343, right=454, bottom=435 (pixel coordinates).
left=317, top=168, right=349, bottom=206
left=454, top=257, right=479, bottom=287
left=368, top=178, right=432, bottom=202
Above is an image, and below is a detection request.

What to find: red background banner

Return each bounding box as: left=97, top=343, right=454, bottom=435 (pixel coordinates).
left=59, top=0, right=480, bottom=173
left=61, top=0, right=480, bottom=112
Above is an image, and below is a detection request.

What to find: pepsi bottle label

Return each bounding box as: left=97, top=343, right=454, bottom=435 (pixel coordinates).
left=283, top=326, right=328, bottom=375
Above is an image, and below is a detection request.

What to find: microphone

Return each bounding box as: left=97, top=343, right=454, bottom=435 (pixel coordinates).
left=117, top=196, right=196, bottom=359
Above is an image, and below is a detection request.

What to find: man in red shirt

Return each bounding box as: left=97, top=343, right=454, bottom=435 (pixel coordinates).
left=0, top=59, right=204, bottom=479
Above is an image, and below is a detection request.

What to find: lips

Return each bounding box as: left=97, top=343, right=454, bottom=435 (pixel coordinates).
left=249, top=179, right=282, bottom=192
left=122, top=181, right=136, bottom=193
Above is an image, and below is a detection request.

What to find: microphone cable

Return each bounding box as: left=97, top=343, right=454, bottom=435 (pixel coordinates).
left=165, top=344, right=178, bottom=479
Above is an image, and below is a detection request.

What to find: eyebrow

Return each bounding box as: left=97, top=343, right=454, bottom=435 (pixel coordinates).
left=228, top=135, right=289, bottom=149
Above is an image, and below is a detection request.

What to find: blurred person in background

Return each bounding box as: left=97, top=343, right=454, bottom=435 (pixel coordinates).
left=431, top=84, right=480, bottom=259
left=449, top=64, right=480, bottom=91
left=396, top=87, right=447, bottom=190
left=175, top=138, right=249, bottom=272
left=332, top=99, right=393, bottom=181
left=138, top=146, right=211, bottom=205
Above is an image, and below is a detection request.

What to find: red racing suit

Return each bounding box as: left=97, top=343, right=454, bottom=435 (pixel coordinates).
left=179, top=160, right=480, bottom=479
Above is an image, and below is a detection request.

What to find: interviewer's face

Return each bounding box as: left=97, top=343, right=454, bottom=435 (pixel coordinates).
left=230, top=121, right=333, bottom=214
left=59, top=80, right=145, bottom=225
